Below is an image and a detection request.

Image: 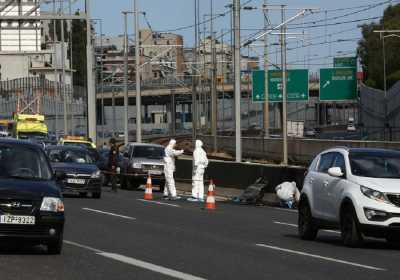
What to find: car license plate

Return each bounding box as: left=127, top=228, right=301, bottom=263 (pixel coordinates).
left=67, top=178, right=85, bottom=184
left=0, top=215, right=35, bottom=225
left=149, top=170, right=162, bottom=175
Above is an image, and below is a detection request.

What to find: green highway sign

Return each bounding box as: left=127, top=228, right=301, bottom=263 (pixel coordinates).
left=252, top=70, right=265, bottom=102
left=320, top=68, right=357, bottom=101
left=333, top=57, right=357, bottom=68
left=252, top=69, right=309, bottom=103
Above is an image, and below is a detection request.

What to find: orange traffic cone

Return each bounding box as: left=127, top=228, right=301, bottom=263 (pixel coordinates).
left=205, top=179, right=216, bottom=210
left=144, top=175, right=153, bottom=200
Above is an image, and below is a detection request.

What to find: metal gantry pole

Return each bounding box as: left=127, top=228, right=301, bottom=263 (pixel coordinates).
left=210, top=0, right=217, bottom=152
left=86, top=0, right=97, bottom=142
left=263, top=0, right=270, bottom=138
left=60, top=0, right=68, bottom=135
left=192, top=0, right=198, bottom=143
left=123, top=12, right=129, bottom=145
left=100, top=20, right=105, bottom=143
left=281, top=6, right=288, bottom=165
left=134, top=0, right=142, bottom=143
left=234, top=0, right=242, bottom=162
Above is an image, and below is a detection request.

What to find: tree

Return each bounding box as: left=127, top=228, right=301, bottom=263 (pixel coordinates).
left=71, top=11, right=87, bottom=87
left=358, top=4, right=400, bottom=90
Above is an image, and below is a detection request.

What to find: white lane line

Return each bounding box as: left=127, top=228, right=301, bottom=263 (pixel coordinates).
left=266, top=206, right=297, bottom=213
left=82, top=208, right=136, bottom=220
left=99, top=252, right=207, bottom=280
left=273, top=221, right=341, bottom=234
left=255, top=243, right=386, bottom=271
left=64, top=240, right=206, bottom=280
left=137, top=199, right=181, bottom=208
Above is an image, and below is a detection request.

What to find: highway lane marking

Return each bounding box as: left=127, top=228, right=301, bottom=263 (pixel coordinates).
left=82, top=208, right=136, bottom=220
left=273, top=221, right=341, bottom=234
left=64, top=240, right=207, bottom=280
left=255, top=243, right=386, bottom=271
left=137, top=199, right=181, bottom=208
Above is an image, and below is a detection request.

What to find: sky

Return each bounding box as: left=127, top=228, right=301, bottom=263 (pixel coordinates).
left=51, top=0, right=396, bottom=73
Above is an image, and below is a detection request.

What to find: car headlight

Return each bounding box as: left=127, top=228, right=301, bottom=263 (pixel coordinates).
left=360, top=186, right=390, bottom=204
left=91, top=170, right=101, bottom=178
left=132, top=163, right=142, bottom=169
left=40, top=197, right=64, bottom=212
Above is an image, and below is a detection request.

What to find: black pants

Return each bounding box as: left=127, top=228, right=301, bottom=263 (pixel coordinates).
left=110, top=169, right=118, bottom=192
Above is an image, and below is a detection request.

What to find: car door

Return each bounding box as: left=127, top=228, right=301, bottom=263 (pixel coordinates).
left=312, top=152, right=336, bottom=219
left=324, top=152, right=348, bottom=221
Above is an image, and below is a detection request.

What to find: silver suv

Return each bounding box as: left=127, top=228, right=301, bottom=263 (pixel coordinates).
left=299, top=147, right=400, bottom=247
left=120, top=143, right=165, bottom=191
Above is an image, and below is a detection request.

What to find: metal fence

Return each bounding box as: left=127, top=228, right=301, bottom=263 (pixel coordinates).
left=0, top=76, right=87, bottom=135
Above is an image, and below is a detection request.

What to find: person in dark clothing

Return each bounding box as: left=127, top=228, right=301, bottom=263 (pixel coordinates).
left=108, top=138, right=119, bottom=192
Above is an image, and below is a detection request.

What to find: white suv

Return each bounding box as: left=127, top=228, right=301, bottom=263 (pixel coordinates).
left=299, top=147, right=400, bottom=247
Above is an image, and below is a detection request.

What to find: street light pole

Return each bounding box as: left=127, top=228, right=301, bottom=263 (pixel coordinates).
left=123, top=11, right=129, bottom=145
left=263, top=0, right=269, bottom=138
left=192, top=0, right=198, bottom=143
left=86, top=0, right=96, bottom=143
left=234, top=0, right=241, bottom=162
left=134, top=0, right=142, bottom=143
left=281, top=6, right=288, bottom=165
left=210, top=0, right=217, bottom=152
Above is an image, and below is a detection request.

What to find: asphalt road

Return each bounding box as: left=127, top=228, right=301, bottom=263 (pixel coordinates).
left=1, top=186, right=400, bottom=280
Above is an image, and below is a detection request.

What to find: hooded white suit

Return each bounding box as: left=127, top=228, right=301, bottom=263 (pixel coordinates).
left=163, top=139, right=184, bottom=198
left=192, top=140, right=208, bottom=200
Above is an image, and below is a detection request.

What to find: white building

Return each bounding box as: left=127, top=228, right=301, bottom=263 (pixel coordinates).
left=0, top=0, right=41, bottom=52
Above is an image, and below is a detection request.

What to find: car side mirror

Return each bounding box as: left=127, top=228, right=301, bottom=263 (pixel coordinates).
left=328, top=167, right=344, bottom=178
left=54, top=170, right=66, bottom=181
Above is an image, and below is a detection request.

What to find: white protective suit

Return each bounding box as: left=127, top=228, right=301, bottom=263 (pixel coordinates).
left=192, top=140, right=209, bottom=200
left=275, top=181, right=300, bottom=202
left=163, top=139, right=184, bottom=198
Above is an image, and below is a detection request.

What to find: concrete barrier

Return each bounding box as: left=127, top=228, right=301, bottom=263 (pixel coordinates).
left=199, top=135, right=400, bottom=165
left=175, top=158, right=307, bottom=192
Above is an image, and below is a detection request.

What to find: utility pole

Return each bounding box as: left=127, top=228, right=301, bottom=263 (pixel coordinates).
left=123, top=12, right=129, bottom=145
left=210, top=0, right=217, bottom=152
left=263, top=0, right=269, bottom=138
left=134, top=0, right=142, bottom=143
left=52, top=0, right=58, bottom=137
left=281, top=6, right=288, bottom=165
left=86, top=0, right=96, bottom=142
left=234, top=0, right=241, bottom=162
left=100, top=21, right=104, bottom=142
left=192, top=0, right=198, bottom=143
left=60, top=0, right=67, bottom=135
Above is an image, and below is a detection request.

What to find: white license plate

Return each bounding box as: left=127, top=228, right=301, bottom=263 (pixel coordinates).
left=0, top=215, right=35, bottom=225
left=149, top=170, right=162, bottom=175
left=67, top=178, right=85, bottom=184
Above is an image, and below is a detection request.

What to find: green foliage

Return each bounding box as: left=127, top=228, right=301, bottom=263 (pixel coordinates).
left=358, top=4, right=400, bottom=90
left=71, top=11, right=87, bottom=87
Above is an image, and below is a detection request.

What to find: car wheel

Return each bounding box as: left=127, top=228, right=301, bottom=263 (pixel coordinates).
left=120, top=176, right=127, bottom=189
left=92, top=192, right=101, bottom=199
left=386, top=234, right=400, bottom=248
left=47, top=236, right=63, bottom=255
left=127, top=179, right=141, bottom=190
left=79, top=192, right=87, bottom=198
left=298, top=198, right=318, bottom=240
left=341, top=205, right=363, bottom=247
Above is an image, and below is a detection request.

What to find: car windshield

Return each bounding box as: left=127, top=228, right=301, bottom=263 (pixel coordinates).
left=19, top=132, right=48, bottom=141
left=0, top=144, right=52, bottom=180
left=47, top=148, right=95, bottom=164
left=63, top=141, right=92, bottom=149
left=133, top=146, right=164, bottom=159
left=349, top=152, right=400, bottom=179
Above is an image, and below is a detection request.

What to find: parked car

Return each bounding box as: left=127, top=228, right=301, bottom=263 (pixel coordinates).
left=0, top=139, right=65, bottom=254
left=45, top=145, right=102, bottom=198
left=299, top=147, right=400, bottom=247
left=120, top=143, right=165, bottom=191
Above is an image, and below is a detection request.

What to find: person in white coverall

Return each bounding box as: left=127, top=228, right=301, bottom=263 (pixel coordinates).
left=188, top=140, right=209, bottom=202
left=275, top=181, right=300, bottom=209
left=163, top=139, right=184, bottom=200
